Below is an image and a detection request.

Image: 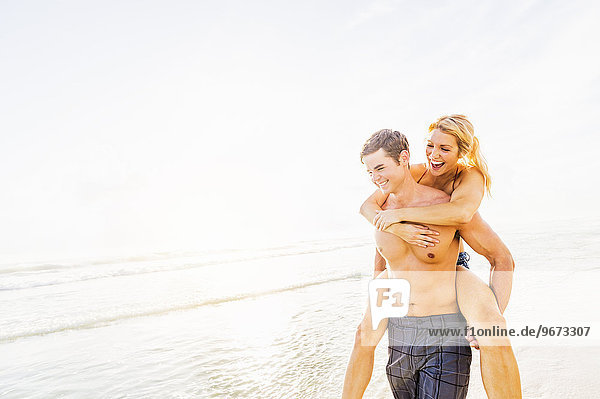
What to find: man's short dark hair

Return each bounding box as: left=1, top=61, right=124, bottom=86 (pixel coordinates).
left=360, top=129, right=410, bottom=164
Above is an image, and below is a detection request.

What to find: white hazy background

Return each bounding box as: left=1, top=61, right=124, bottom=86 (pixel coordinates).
left=1, top=0, right=599, bottom=262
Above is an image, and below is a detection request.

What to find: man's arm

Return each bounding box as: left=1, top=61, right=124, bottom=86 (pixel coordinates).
left=361, top=193, right=390, bottom=277
left=458, top=213, right=515, bottom=313
left=373, top=250, right=386, bottom=278
left=373, top=168, right=485, bottom=228
left=342, top=272, right=389, bottom=399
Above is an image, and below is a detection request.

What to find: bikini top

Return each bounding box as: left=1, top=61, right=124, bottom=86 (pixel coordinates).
left=416, top=167, right=460, bottom=192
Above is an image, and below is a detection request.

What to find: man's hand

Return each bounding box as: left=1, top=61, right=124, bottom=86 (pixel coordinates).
left=466, top=330, right=480, bottom=350
left=373, top=209, right=404, bottom=230
left=385, top=223, right=440, bottom=248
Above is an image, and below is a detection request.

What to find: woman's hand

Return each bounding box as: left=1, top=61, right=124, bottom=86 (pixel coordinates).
left=385, top=223, right=440, bottom=248
left=373, top=209, right=404, bottom=230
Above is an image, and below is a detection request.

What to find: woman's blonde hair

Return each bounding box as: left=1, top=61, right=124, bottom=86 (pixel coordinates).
left=428, top=114, right=491, bottom=194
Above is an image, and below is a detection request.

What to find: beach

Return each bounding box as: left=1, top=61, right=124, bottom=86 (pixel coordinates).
left=2, top=0, right=600, bottom=397
left=1, top=218, right=599, bottom=398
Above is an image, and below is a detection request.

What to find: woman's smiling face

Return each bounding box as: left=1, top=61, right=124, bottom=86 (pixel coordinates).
left=425, top=129, right=460, bottom=176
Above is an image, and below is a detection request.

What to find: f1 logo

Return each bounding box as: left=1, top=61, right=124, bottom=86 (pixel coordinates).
left=368, top=279, right=411, bottom=330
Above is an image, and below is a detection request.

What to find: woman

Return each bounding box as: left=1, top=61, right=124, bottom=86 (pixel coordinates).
left=360, top=115, right=521, bottom=398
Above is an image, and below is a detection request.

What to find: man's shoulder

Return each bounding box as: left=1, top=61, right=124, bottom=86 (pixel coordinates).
left=415, top=185, right=450, bottom=206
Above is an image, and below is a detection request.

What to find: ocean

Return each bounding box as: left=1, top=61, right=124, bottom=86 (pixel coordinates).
left=1, top=219, right=599, bottom=398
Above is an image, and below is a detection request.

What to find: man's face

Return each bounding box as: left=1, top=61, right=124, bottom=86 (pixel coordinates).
left=363, top=148, right=407, bottom=194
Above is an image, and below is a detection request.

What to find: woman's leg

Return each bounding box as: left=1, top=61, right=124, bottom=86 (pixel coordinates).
left=455, top=265, right=522, bottom=399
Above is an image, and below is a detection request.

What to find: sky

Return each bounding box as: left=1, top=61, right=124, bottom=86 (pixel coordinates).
left=1, top=0, right=599, bottom=261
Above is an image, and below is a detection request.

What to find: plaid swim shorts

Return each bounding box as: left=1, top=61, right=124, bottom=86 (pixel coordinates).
left=386, top=313, right=472, bottom=399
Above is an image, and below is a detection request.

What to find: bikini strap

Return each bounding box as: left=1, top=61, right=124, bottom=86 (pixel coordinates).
left=451, top=167, right=459, bottom=191
left=416, top=168, right=427, bottom=184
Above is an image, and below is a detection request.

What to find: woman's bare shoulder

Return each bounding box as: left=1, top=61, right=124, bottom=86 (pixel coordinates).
left=460, top=165, right=483, bottom=176
left=410, top=163, right=427, bottom=180
left=456, top=165, right=484, bottom=185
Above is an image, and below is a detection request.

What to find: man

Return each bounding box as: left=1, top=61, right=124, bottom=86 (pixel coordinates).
left=342, top=130, right=518, bottom=398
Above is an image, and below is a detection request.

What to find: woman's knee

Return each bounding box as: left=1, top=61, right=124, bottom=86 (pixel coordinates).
left=467, top=299, right=505, bottom=326
left=456, top=273, right=500, bottom=319
left=492, top=251, right=515, bottom=272
left=481, top=309, right=506, bottom=327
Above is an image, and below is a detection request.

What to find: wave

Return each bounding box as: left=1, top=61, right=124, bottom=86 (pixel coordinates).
left=0, top=237, right=370, bottom=274
left=0, top=273, right=363, bottom=342
left=0, top=238, right=371, bottom=291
